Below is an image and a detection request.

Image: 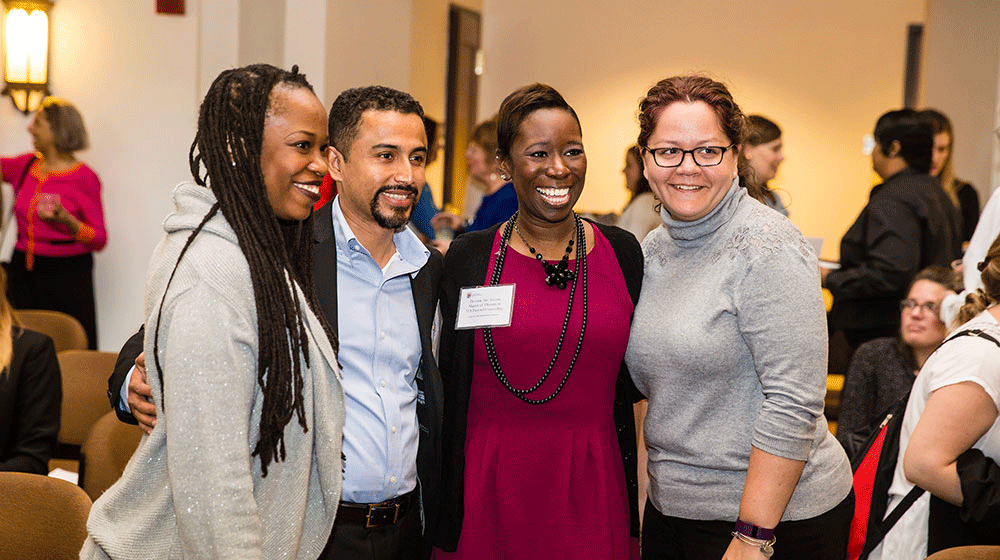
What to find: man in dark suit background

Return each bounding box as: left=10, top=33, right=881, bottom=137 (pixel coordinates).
left=108, top=86, right=443, bottom=560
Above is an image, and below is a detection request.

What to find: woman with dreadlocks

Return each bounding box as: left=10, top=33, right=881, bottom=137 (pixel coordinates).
left=81, top=64, right=344, bottom=560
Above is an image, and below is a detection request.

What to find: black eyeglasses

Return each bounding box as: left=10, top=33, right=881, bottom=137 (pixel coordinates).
left=643, top=144, right=736, bottom=168
left=900, top=299, right=938, bottom=313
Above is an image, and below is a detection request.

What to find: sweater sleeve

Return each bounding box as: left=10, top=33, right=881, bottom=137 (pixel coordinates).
left=68, top=166, right=108, bottom=252
left=736, top=231, right=829, bottom=461
left=159, top=282, right=264, bottom=559
left=0, top=332, right=61, bottom=474
left=825, top=194, right=922, bottom=301
left=1, top=154, right=35, bottom=193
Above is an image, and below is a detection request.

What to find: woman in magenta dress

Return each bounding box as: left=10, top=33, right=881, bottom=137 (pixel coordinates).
left=433, top=84, right=643, bottom=559
left=1, top=97, right=107, bottom=348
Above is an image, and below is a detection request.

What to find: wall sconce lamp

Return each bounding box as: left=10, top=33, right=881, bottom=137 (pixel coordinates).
left=2, top=0, right=52, bottom=115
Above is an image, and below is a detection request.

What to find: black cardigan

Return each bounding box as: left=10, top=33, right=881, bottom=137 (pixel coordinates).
left=434, top=220, right=645, bottom=551
left=0, top=327, right=61, bottom=474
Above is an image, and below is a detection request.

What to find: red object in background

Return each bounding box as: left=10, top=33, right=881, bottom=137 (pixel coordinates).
left=314, top=174, right=336, bottom=211
left=156, top=0, right=184, bottom=15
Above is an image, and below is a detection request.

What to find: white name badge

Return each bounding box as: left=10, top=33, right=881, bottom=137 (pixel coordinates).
left=455, top=284, right=516, bottom=330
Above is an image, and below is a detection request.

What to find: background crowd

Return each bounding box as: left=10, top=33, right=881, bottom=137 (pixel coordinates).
left=1, top=62, right=998, bottom=560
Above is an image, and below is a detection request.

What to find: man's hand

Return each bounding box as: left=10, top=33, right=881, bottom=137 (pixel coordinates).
left=128, top=352, right=157, bottom=434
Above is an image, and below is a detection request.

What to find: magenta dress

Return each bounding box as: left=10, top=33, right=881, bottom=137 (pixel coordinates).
left=433, top=227, right=635, bottom=559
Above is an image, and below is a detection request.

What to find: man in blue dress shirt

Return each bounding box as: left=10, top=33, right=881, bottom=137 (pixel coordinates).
left=108, top=86, right=444, bottom=560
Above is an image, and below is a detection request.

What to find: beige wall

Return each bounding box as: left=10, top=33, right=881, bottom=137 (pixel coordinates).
left=922, top=0, right=1000, bottom=201
left=479, top=0, right=927, bottom=258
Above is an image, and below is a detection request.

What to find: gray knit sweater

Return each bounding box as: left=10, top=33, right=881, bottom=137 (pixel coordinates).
left=625, top=182, right=851, bottom=522
left=82, top=183, right=345, bottom=559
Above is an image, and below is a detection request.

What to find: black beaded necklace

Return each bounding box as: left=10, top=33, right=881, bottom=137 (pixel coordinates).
left=483, top=212, right=588, bottom=404
left=513, top=220, right=576, bottom=289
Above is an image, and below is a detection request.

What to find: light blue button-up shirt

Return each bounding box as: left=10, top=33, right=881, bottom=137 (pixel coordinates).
left=332, top=196, right=429, bottom=503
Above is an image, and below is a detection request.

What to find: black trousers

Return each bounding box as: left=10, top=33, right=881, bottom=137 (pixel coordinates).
left=4, top=250, right=98, bottom=349
left=641, top=490, right=854, bottom=560
left=319, top=497, right=421, bottom=560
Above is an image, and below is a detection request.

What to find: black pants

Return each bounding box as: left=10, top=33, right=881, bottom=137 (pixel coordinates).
left=320, top=497, right=422, bottom=560
left=4, top=250, right=98, bottom=349
left=641, top=490, right=854, bottom=560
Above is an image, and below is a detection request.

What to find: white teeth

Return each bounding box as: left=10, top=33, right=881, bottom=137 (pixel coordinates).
left=537, top=187, right=570, bottom=197
left=295, top=183, right=319, bottom=195
left=674, top=185, right=702, bottom=191
left=383, top=192, right=410, bottom=201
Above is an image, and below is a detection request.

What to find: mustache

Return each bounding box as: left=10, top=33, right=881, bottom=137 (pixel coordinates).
left=375, top=185, right=419, bottom=198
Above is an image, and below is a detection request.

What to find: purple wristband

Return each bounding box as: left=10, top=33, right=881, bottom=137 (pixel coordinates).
left=734, top=519, right=775, bottom=541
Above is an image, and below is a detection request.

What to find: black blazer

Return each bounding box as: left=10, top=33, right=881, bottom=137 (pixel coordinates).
left=1, top=327, right=61, bottom=474
left=108, top=201, right=445, bottom=559
left=434, top=220, right=644, bottom=551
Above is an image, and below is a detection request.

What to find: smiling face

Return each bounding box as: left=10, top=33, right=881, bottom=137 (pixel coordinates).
left=743, top=137, right=784, bottom=185
left=498, top=108, right=585, bottom=224
left=643, top=101, right=738, bottom=222
left=930, top=131, right=951, bottom=178
left=900, top=279, right=952, bottom=352
left=328, top=109, right=427, bottom=230
left=259, top=86, right=329, bottom=221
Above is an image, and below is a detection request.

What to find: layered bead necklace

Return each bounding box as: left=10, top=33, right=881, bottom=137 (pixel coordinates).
left=483, top=211, right=588, bottom=404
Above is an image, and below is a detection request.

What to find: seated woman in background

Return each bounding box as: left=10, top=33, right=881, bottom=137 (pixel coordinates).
left=0, top=267, right=61, bottom=475
left=874, top=238, right=1000, bottom=559
left=1, top=97, right=108, bottom=349
left=836, top=266, right=959, bottom=453
left=921, top=108, right=979, bottom=245
left=616, top=144, right=660, bottom=241
left=740, top=114, right=788, bottom=216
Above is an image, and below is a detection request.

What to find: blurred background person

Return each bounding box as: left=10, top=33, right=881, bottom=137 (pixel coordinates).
left=0, top=267, right=61, bottom=474
left=410, top=115, right=443, bottom=242
left=741, top=114, right=788, bottom=216
left=836, top=266, right=959, bottom=453
left=921, top=108, right=979, bottom=246
left=874, top=237, right=1000, bottom=559
left=627, top=75, right=852, bottom=560
left=824, top=109, right=961, bottom=364
left=616, top=144, right=660, bottom=242
left=430, top=117, right=517, bottom=253
left=1, top=97, right=107, bottom=349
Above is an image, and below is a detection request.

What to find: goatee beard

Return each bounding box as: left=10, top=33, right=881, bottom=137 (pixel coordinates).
left=370, top=184, right=418, bottom=230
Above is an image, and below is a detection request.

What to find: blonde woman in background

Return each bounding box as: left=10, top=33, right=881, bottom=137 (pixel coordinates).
left=0, top=266, right=61, bottom=474
left=920, top=108, right=979, bottom=245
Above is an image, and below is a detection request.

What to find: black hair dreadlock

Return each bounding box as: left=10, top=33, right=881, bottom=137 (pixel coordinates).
left=154, top=63, right=336, bottom=476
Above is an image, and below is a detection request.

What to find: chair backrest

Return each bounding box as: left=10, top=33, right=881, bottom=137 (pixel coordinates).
left=0, top=471, right=92, bottom=560
left=80, top=410, right=144, bottom=501
left=13, top=309, right=89, bottom=353
left=57, top=350, right=117, bottom=450
left=926, top=546, right=1000, bottom=560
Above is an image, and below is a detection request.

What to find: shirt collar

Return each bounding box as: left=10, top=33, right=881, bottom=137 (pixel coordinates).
left=331, top=195, right=429, bottom=275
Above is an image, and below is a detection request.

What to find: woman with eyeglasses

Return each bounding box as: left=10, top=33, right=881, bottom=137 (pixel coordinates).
left=836, top=266, right=960, bottom=455
left=625, top=75, right=852, bottom=560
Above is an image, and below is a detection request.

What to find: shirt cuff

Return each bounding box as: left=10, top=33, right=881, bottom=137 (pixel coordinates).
left=118, top=366, right=135, bottom=413
left=75, top=223, right=96, bottom=244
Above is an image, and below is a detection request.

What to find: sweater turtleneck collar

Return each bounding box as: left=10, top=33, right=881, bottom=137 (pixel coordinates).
left=659, top=178, right=744, bottom=244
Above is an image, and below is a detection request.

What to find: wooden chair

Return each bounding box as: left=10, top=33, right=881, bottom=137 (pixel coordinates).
left=0, top=471, right=92, bottom=560
left=926, top=546, right=1000, bottom=560
left=13, top=309, right=89, bottom=353
left=50, top=350, right=118, bottom=473
left=79, top=410, right=144, bottom=501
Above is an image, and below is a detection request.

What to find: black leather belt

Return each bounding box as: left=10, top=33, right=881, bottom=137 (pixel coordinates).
left=336, top=489, right=416, bottom=528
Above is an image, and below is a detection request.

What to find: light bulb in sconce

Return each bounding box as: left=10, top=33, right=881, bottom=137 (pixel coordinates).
left=2, top=0, right=52, bottom=115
